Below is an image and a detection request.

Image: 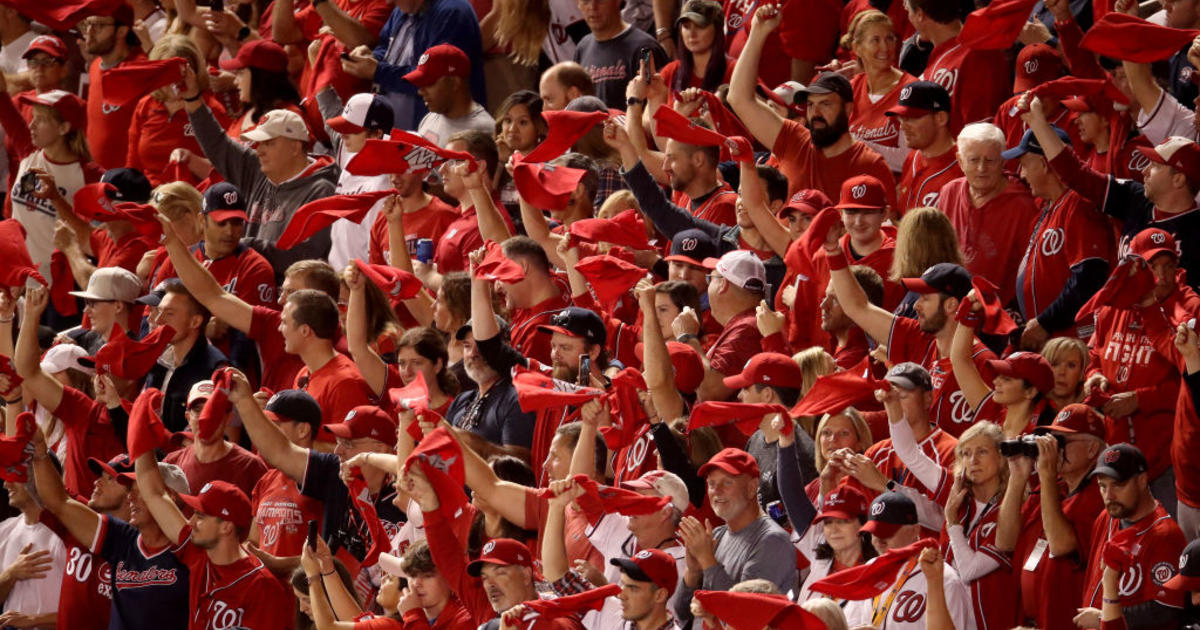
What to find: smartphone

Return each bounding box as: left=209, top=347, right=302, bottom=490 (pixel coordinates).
left=211, top=0, right=224, bottom=12
left=17, top=172, right=37, bottom=197
left=639, top=48, right=653, bottom=84
left=339, top=51, right=352, bottom=61
left=578, top=355, right=591, bottom=386
left=306, top=519, right=318, bottom=550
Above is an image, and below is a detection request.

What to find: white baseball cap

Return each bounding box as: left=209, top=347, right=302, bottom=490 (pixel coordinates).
left=40, top=343, right=93, bottom=376
left=187, top=380, right=215, bottom=408
left=620, top=470, right=690, bottom=512
left=707, top=250, right=767, bottom=293
left=68, top=267, right=142, bottom=303
left=240, top=109, right=311, bottom=144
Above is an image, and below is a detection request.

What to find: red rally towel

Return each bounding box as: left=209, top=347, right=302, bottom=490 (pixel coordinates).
left=512, top=162, right=587, bottom=211
left=694, top=590, right=829, bottom=630
left=513, top=370, right=604, bottom=413
left=520, top=584, right=622, bottom=621
left=101, top=58, right=188, bottom=108
left=574, top=255, right=646, bottom=306
left=0, top=0, right=124, bottom=30
left=277, top=189, right=397, bottom=250
left=520, top=110, right=610, bottom=163
left=790, top=361, right=887, bottom=417
left=346, top=139, right=475, bottom=176
left=197, top=368, right=233, bottom=442
left=127, top=388, right=170, bottom=461
left=1081, top=12, right=1200, bottom=62
left=0, top=412, right=36, bottom=482
left=0, top=220, right=46, bottom=287
left=474, top=240, right=526, bottom=283
left=598, top=367, right=648, bottom=451
left=688, top=401, right=791, bottom=436
left=808, top=538, right=939, bottom=600
left=1075, top=255, right=1156, bottom=326
left=353, top=259, right=423, bottom=301
left=567, top=209, right=653, bottom=251
left=90, top=324, right=176, bottom=380
left=959, top=0, right=1042, bottom=50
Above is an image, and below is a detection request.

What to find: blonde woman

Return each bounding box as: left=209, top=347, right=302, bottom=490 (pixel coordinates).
left=127, top=35, right=230, bottom=185
left=481, top=0, right=550, bottom=112
left=844, top=10, right=914, bottom=171
left=1041, top=336, right=1090, bottom=409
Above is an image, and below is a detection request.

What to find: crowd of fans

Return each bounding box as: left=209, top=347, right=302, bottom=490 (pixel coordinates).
left=0, top=0, right=1199, bottom=627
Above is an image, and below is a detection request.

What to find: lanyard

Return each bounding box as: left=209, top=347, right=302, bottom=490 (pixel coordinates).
left=871, top=555, right=921, bottom=627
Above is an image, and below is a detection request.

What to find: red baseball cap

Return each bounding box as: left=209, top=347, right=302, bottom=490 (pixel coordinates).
left=403, top=44, right=470, bottom=88
left=723, top=353, right=805, bottom=390
left=466, top=538, right=534, bottom=577
left=1043, top=403, right=1107, bottom=440
left=323, top=406, right=398, bottom=447
left=18, top=90, right=84, bottom=130
left=1013, top=43, right=1063, bottom=94
left=611, top=549, right=679, bottom=595
left=813, top=485, right=870, bottom=524
left=985, top=351, right=1054, bottom=394
left=634, top=341, right=705, bottom=395
left=86, top=454, right=134, bottom=480
left=1141, top=136, right=1200, bottom=183
left=833, top=175, right=887, bottom=211
left=23, top=35, right=67, bottom=61
left=178, top=480, right=253, bottom=531
left=219, top=39, right=288, bottom=73
left=778, top=189, right=832, bottom=219
left=697, top=448, right=760, bottom=479
left=1130, top=227, right=1178, bottom=262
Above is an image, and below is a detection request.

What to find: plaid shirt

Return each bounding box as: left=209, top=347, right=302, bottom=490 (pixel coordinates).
left=595, top=165, right=628, bottom=208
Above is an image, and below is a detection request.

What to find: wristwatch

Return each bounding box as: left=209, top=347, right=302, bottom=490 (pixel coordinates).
left=627, top=96, right=647, bottom=108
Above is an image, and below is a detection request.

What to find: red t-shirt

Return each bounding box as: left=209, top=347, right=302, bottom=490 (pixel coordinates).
left=364, top=599, right=475, bottom=629
left=1087, top=305, right=1180, bottom=476
left=937, top=176, right=1040, bottom=305
left=659, top=58, right=734, bottom=92
left=940, top=501, right=1018, bottom=630
left=164, top=444, right=268, bottom=498
left=367, top=197, right=459, bottom=265
left=849, top=72, right=915, bottom=148
left=706, top=309, right=763, bottom=377
left=248, top=306, right=307, bottom=394
left=1016, top=190, right=1115, bottom=331
left=52, top=386, right=125, bottom=498
left=90, top=229, right=157, bottom=273
left=127, top=92, right=230, bottom=186
left=251, top=468, right=325, bottom=558
left=897, top=148, right=961, bottom=212
left=887, top=316, right=997, bottom=436
left=671, top=185, right=739, bottom=227
left=296, top=354, right=376, bottom=426
left=523, top=489, right=605, bottom=571
left=919, top=37, right=1010, bottom=131
left=771, top=119, right=898, bottom=206
left=1081, top=505, right=1185, bottom=610
left=156, top=243, right=278, bottom=309
left=432, top=204, right=517, bottom=273
left=86, top=50, right=148, bottom=169
left=509, top=290, right=573, bottom=368
left=42, top=511, right=111, bottom=630
left=174, top=529, right=292, bottom=630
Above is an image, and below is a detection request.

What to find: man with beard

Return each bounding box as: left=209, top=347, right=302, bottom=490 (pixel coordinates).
left=134, top=458, right=291, bottom=630
left=820, top=265, right=886, bottom=369
left=672, top=448, right=796, bottom=626
left=888, top=81, right=962, bottom=211
left=656, top=128, right=738, bottom=227
left=1075, top=444, right=1185, bottom=629
left=727, top=4, right=895, bottom=202
left=494, top=236, right=572, bottom=367
left=936, top=123, right=1040, bottom=306
left=30, top=433, right=191, bottom=630
left=825, top=253, right=997, bottom=437
left=80, top=5, right=144, bottom=169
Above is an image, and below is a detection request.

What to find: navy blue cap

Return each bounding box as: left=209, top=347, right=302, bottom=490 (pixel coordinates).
left=201, top=182, right=248, bottom=222
left=1001, top=126, right=1071, bottom=160
left=1090, top=443, right=1148, bottom=483
left=900, top=262, right=973, bottom=300
left=455, top=314, right=512, bottom=342
left=885, top=80, right=951, bottom=117
left=537, top=307, right=606, bottom=346
left=861, top=492, right=919, bottom=538
left=665, top=228, right=720, bottom=268
left=265, top=389, right=323, bottom=430
left=101, top=168, right=151, bottom=203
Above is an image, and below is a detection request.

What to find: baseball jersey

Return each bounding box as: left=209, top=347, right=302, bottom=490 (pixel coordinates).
left=53, top=386, right=126, bottom=499
left=937, top=177, right=1041, bottom=306
left=1175, top=372, right=1200, bottom=508
left=42, top=512, right=111, bottom=630
left=1083, top=135, right=1152, bottom=183
left=251, top=468, right=325, bottom=558
left=93, top=516, right=189, bottom=630
left=850, top=72, right=916, bottom=149
left=940, top=500, right=1018, bottom=630
left=897, top=148, right=961, bottom=212
left=367, top=196, right=458, bottom=265
left=1015, top=190, right=1115, bottom=334
left=1081, top=505, right=1185, bottom=610
left=1087, top=304, right=1180, bottom=475
left=126, top=93, right=231, bottom=186
left=294, top=353, right=376, bottom=427
left=90, top=230, right=157, bottom=274
left=852, top=429, right=958, bottom=506
left=770, top=119, right=899, bottom=204
left=919, top=37, right=1009, bottom=130
left=173, top=527, right=291, bottom=630
left=87, top=51, right=148, bottom=169
left=852, top=559, right=976, bottom=630
left=612, top=424, right=658, bottom=485
left=886, top=316, right=998, bottom=436
left=670, top=184, right=738, bottom=227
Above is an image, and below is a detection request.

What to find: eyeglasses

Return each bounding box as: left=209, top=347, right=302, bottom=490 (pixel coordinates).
left=26, top=58, right=62, bottom=68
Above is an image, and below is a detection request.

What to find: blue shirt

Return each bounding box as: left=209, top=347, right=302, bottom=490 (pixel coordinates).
left=95, top=516, right=189, bottom=630
left=372, top=0, right=486, bottom=131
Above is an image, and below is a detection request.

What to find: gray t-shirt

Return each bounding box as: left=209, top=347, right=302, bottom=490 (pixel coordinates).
left=416, top=102, right=495, bottom=147
left=574, top=26, right=666, bottom=110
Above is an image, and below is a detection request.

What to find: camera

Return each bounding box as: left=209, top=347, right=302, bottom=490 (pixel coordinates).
left=17, top=171, right=38, bottom=197
left=999, top=432, right=1066, bottom=458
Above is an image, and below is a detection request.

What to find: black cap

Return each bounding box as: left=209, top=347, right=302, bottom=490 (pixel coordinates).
left=861, top=492, right=919, bottom=538
left=1165, top=538, right=1200, bottom=592
left=801, top=72, right=853, bottom=103
left=537, top=307, right=607, bottom=346
left=101, top=168, right=152, bottom=203
left=900, top=262, right=972, bottom=300
left=202, top=182, right=248, bottom=222
left=265, top=389, right=323, bottom=431
left=1001, top=126, right=1071, bottom=160
left=885, top=80, right=951, bottom=117
left=455, top=314, right=512, bottom=341
left=665, top=228, right=719, bottom=267
left=884, top=362, right=933, bottom=391
left=136, top=279, right=181, bottom=307
left=1090, top=443, right=1148, bottom=483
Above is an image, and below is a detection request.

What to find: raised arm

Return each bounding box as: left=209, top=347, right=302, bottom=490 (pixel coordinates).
left=134, top=450, right=188, bottom=545
left=158, top=214, right=254, bottom=333
left=1123, top=59, right=1162, bottom=116
left=31, top=427, right=101, bottom=548
left=994, top=457, right=1031, bottom=553
left=948, top=295, right=990, bottom=411
left=301, top=537, right=362, bottom=630
left=540, top=481, right=583, bottom=583
left=738, top=159, right=791, bottom=257
left=518, top=196, right=569, bottom=270
left=457, top=424, right=533, bottom=528
left=459, top=164, right=512, bottom=244
left=823, top=239, right=896, bottom=345
left=270, top=0, right=305, bottom=44
left=13, top=289, right=64, bottom=413
left=636, top=282, right=685, bottom=421
left=1034, top=435, right=1080, bottom=556
left=343, top=266, right=388, bottom=396
left=726, top=5, right=786, bottom=150
left=227, top=369, right=311, bottom=483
